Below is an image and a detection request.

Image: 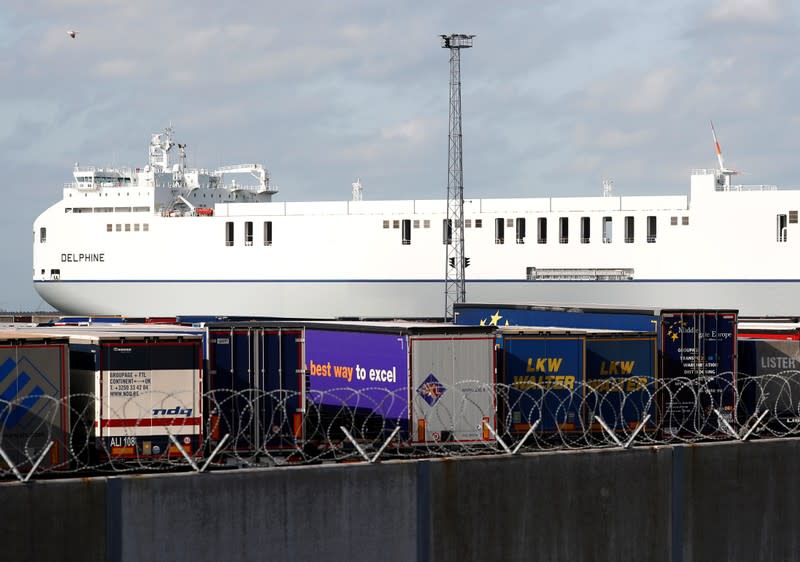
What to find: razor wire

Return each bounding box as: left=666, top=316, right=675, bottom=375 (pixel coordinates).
left=3, top=372, right=800, bottom=479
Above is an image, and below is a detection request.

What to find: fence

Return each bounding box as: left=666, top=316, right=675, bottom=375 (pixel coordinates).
left=1, top=372, right=798, bottom=480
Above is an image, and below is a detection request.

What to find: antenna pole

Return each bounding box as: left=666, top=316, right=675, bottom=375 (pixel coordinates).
left=441, top=33, right=474, bottom=320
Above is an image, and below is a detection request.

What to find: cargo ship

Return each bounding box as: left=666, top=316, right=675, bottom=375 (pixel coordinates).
left=32, top=126, right=800, bottom=318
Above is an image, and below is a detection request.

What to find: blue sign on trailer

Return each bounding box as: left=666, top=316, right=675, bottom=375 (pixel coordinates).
left=454, top=303, right=658, bottom=332
left=501, top=335, right=584, bottom=433
left=660, top=310, right=737, bottom=437
left=584, top=336, right=657, bottom=432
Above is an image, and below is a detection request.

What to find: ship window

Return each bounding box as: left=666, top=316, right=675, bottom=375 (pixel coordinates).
left=106, top=224, right=112, bottom=232
left=516, top=218, right=526, bottom=244
left=393, top=220, right=400, bottom=229
left=133, top=206, right=150, bottom=212
left=39, top=227, right=46, bottom=243
left=114, top=207, right=131, bottom=212
left=64, top=208, right=72, bottom=213
left=670, top=216, right=678, bottom=226
left=143, top=224, right=149, bottom=232
left=790, top=211, right=798, bottom=224
left=225, top=221, right=234, bottom=246
left=682, top=216, right=689, bottom=225
left=465, top=219, right=472, bottom=228
left=624, top=216, right=634, bottom=243
left=443, top=219, right=452, bottom=245
left=134, top=224, right=140, bottom=232
left=581, top=217, right=590, bottom=243
left=495, top=218, right=505, bottom=244
left=424, top=220, right=430, bottom=228
left=414, top=220, right=420, bottom=229
left=538, top=217, right=547, bottom=244
left=402, top=219, right=411, bottom=245
left=245, top=221, right=253, bottom=246
left=603, top=216, right=612, bottom=243
left=383, top=220, right=390, bottom=229
left=777, top=214, right=788, bottom=242
left=506, top=218, right=513, bottom=228
left=124, top=224, right=131, bottom=232
left=264, top=221, right=272, bottom=246
left=559, top=217, right=569, bottom=244
left=475, top=219, right=482, bottom=228
left=647, top=216, right=656, bottom=243
left=115, top=224, right=121, bottom=232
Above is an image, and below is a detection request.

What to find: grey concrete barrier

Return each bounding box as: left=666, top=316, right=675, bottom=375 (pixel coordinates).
left=4, top=439, right=800, bottom=562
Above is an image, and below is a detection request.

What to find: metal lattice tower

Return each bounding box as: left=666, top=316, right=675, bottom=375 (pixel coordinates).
left=441, top=33, right=474, bottom=320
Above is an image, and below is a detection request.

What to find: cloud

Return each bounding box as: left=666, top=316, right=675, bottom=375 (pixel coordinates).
left=707, top=0, right=787, bottom=23
left=625, top=67, right=679, bottom=114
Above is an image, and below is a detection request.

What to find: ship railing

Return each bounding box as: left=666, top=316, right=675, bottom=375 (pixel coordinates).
left=526, top=267, right=634, bottom=281
left=64, top=182, right=99, bottom=191
left=726, top=184, right=778, bottom=192
left=226, top=183, right=277, bottom=193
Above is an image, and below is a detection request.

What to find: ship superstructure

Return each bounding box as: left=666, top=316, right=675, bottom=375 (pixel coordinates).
left=33, top=127, right=800, bottom=318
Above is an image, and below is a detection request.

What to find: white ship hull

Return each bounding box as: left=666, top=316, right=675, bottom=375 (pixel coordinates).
left=32, top=128, right=800, bottom=319
left=32, top=279, right=800, bottom=318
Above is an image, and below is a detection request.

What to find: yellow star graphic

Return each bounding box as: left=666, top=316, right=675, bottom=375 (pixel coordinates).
left=479, top=319, right=486, bottom=326
left=671, top=332, right=678, bottom=342
left=489, top=311, right=502, bottom=326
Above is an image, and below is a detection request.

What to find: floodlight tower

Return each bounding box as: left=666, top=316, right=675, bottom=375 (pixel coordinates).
left=441, top=33, right=474, bottom=320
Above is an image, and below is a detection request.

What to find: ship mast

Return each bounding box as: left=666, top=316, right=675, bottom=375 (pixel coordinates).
left=711, top=121, right=737, bottom=190
left=441, top=33, right=474, bottom=320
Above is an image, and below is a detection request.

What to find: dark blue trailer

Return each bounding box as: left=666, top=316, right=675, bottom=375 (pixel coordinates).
left=206, top=326, right=303, bottom=452
left=659, top=310, right=737, bottom=437
left=499, top=330, right=584, bottom=435
left=454, top=303, right=658, bottom=332
left=737, top=322, right=800, bottom=433
left=584, top=335, right=657, bottom=432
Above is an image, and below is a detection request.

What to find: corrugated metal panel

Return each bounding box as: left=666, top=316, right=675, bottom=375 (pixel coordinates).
left=410, top=336, right=494, bottom=442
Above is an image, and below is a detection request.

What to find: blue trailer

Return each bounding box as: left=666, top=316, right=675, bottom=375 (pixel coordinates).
left=498, top=328, right=657, bottom=439
left=737, top=321, right=800, bottom=433
left=584, top=336, right=657, bottom=433
left=659, top=310, right=737, bottom=437
left=499, top=329, right=585, bottom=435
left=205, top=325, right=303, bottom=452
left=454, top=303, right=658, bottom=332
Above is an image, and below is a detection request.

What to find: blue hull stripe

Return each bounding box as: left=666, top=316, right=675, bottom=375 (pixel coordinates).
left=33, top=279, right=800, bottom=284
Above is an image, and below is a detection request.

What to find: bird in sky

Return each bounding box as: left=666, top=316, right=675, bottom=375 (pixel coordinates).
left=67, top=30, right=78, bottom=39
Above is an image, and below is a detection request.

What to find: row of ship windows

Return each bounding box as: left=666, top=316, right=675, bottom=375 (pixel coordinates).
left=106, top=224, right=150, bottom=232
left=386, top=215, right=681, bottom=245
left=38, top=223, right=153, bottom=243
left=225, top=221, right=273, bottom=246
left=65, top=207, right=151, bottom=213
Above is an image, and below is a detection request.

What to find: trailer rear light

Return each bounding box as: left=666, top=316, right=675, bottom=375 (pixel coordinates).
left=210, top=414, right=221, bottom=441
left=482, top=417, right=490, bottom=440
left=293, top=412, right=302, bottom=439
left=50, top=444, right=59, bottom=466
left=417, top=419, right=426, bottom=442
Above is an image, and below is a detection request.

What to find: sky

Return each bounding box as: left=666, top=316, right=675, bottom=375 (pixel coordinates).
left=2, top=0, right=799, bottom=310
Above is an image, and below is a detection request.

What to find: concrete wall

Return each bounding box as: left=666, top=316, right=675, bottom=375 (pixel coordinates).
left=3, top=439, right=800, bottom=562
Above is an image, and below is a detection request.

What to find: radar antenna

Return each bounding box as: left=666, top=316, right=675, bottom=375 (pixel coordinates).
left=441, top=33, right=474, bottom=320
left=352, top=178, right=363, bottom=201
